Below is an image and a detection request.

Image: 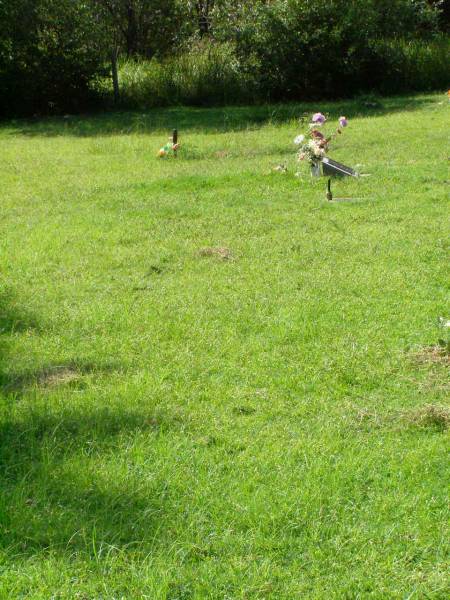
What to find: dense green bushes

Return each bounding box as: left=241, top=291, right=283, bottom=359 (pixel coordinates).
left=95, top=35, right=449, bottom=110
left=230, top=0, right=447, bottom=100
left=0, top=0, right=448, bottom=116
left=0, top=0, right=105, bottom=116
left=95, top=1, right=448, bottom=109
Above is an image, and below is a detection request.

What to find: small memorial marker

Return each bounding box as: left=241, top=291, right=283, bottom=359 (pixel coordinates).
left=158, top=129, right=180, bottom=158
left=322, top=157, right=357, bottom=178
left=173, top=129, right=178, bottom=158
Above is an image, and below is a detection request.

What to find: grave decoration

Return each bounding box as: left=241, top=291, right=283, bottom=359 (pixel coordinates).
left=325, top=178, right=367, bottom=202
left=294, top=113, right=356, bottom=177
left=322, top=157, right=357, bottom=177
left=158, top=129, right=180, bottom=157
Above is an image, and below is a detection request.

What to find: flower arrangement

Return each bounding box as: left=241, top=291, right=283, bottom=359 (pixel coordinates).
left=294, top=112, right=348, bottom=168
left=158, top=139, right=180, bottom=157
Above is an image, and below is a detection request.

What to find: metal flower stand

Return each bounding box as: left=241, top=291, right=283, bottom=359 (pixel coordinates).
left=310, top=161, right=322, bottom=177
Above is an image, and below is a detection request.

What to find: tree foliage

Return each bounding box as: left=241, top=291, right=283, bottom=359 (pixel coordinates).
left=0, top=0, right=446, bottom=116
left=0, top=0, right=104, bottom=115
left=91, top=0, right=183, bottom=58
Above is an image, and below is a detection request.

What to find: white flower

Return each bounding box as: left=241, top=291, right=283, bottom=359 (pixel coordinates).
left=294, top=134, right=305, bottom=145
left=438, top=317, right=450, bottom=328
left=307, top=140, right=324, bottom=158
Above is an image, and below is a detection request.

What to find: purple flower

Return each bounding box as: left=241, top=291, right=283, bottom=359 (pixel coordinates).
left=312, top=112, right=326, bottom=124
left=339, top=116, right=348, bottom=128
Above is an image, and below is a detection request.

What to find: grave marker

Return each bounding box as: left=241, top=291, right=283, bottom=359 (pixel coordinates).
left=173, top=129, right=178, bottom=157
left=322, top=157, right=357, bottom=177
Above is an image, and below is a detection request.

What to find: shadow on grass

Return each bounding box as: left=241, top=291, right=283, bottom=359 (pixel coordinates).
left=0, top=291, right=122, bottom=394
left=2, top=361, right=124, bottom=394
left=0, top=289, right=40, bottom=392
left=0, top=291, right=171, bottom=558
left=3, top=94, right=435, bottom=138
left=0, top=407, right=170, bottom=556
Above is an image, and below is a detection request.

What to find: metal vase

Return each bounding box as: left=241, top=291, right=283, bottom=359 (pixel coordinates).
left=310, top=161, right=322, bottom=177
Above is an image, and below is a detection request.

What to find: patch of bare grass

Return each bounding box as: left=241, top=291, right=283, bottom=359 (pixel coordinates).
left=198, top=247, right=233, bottom=260
left=3, top=361, right=123, bottom=393
left=402, top=404, right=450, bottom=431
left=413, top=345, right=449, bottom=366
left=36, top=367, right=80, bottom=387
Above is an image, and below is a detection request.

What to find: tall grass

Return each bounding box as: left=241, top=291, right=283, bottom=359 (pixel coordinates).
left=94, top=42, right=256, bottom=110
left=372, top=36, right=450, bottom=93
left=399, top=36, right=450, bottom=90
left=92, top=36, right=449, bottom=110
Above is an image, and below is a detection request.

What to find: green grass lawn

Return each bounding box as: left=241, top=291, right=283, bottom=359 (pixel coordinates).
left=0, top=93, right=448, bottom=599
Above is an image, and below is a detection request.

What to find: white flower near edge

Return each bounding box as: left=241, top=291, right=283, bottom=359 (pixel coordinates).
left=294, top=134, right=305, bottom=145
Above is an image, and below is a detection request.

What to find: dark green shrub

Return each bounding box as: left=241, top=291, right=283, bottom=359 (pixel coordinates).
left=0, top=0, right=105, bottom=117
left=232, top=0, right=446, bottom=99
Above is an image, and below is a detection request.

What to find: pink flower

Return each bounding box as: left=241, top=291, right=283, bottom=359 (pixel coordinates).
left=312, top=112, right=326, bottom=124
left=339, top=116, right=348, bottom=128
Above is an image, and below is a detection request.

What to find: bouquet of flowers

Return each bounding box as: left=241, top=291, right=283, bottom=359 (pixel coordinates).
left=294, top=112, right=348, bottom=167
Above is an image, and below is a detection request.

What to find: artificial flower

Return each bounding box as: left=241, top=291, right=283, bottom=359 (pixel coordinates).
left=312, top=112, right=326, bottom=124
left=294, top=111, right=348, bottom=167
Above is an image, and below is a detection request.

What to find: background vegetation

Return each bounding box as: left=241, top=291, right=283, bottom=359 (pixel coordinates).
left=0, top=0, right=449, bottom=116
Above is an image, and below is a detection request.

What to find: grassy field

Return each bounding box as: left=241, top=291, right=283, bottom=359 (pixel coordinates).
left=0, top=94, right=448, bottom=599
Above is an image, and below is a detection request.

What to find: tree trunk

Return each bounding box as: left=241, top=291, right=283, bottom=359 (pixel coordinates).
left=126, top=2, right=138, bottom=55
left=111, top=46, right=120, bottom=105
left=197, top=0, right=212, bottom=37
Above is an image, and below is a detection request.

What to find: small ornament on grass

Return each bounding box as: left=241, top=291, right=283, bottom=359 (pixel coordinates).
left=158, top=129, right=180, bottom=158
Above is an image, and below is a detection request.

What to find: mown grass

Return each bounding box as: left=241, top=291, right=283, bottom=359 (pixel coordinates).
left=0, top=93, right=448, bottom=599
